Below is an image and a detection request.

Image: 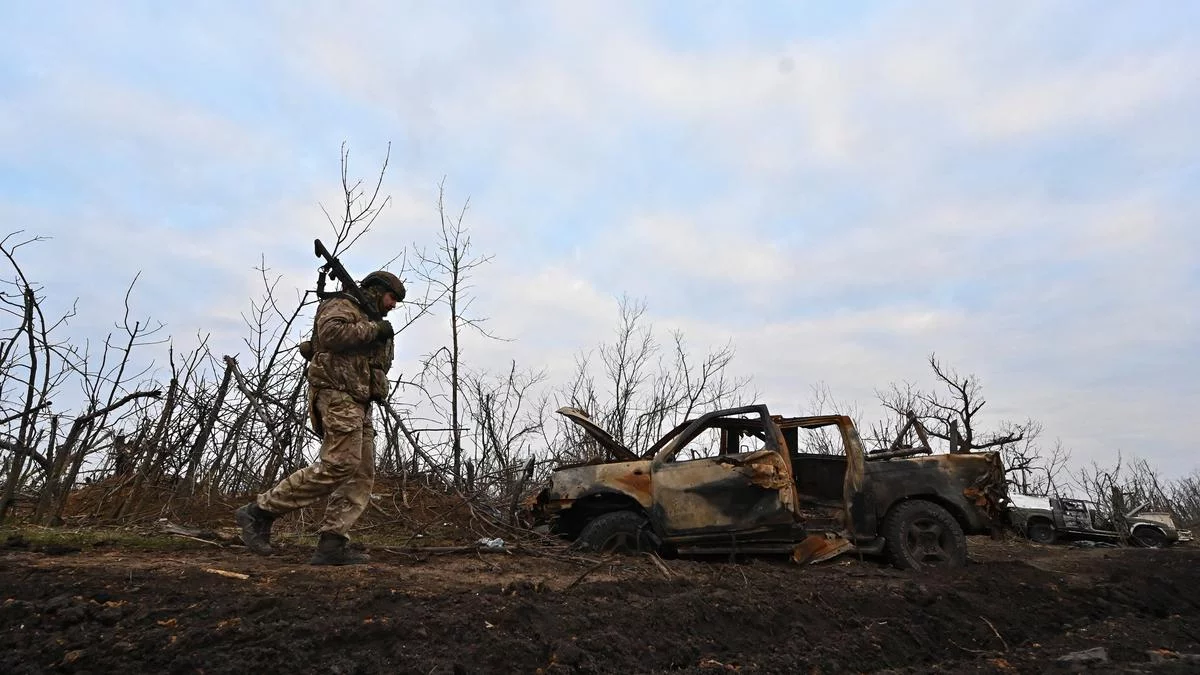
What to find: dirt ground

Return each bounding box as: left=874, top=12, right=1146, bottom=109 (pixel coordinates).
left=2, top=531, right=1199, bottom=674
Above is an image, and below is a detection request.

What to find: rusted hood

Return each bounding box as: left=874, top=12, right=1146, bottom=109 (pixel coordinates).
left=546, top=459, right=654, bottom=507
left=556, top=407, right=639, bottom=462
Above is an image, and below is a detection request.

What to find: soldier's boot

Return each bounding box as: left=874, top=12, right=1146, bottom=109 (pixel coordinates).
left=309, top=532, right=371, bottom=566
left=235, top=502, right=277, bottom=556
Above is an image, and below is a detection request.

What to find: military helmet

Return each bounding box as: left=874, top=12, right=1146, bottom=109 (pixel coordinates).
left=361, top=270, right=406, bottom=302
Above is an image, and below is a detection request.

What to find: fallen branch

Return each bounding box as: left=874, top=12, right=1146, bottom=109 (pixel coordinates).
left=647, top=552, right=673, bottom=580
left=204, top=568, right=250, bottom=581
left=949, top=639, right=989, bottom=655
left=169, top=533, right=223, bottom=547
left=565, top=560, right=606, bottom=590
left=980, top=615, right=1008, bottom=651
left=383, top=544, right=511, bottom=555
left=159, top=522, right=231, bottom=547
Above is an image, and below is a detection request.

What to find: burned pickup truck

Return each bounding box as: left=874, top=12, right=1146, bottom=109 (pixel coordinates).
left=528, top=405, right=1005, bottom=570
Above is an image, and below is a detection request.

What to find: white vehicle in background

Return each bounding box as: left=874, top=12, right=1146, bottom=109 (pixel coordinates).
left=1007, top=493, right=1192, bottom=548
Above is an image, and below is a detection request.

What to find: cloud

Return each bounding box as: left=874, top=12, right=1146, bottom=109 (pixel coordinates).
left=0, top=1, right=1196, bottom=480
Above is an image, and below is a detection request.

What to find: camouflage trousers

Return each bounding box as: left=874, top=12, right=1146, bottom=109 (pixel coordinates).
left=256, top=388, right=375, bottom=536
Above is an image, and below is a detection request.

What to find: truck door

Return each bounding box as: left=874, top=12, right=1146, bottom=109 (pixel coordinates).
left=1059, top=499, right=1091, bottom=531
left=649, top=407, right=800, bottom=538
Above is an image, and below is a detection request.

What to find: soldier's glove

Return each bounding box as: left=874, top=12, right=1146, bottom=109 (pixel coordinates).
left=374, top=320, right=395, bottom=342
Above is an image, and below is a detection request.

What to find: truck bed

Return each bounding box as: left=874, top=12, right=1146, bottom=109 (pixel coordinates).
left=788, top=450, right=1005, bottom=535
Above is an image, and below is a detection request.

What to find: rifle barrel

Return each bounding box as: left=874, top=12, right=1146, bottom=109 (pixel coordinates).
left=311, top=238, right=380, bottom=320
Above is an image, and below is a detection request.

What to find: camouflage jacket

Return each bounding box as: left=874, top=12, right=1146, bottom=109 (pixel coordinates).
left=305, top=295, right=394, bottom=403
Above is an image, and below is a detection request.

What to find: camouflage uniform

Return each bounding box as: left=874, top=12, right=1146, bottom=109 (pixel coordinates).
left=255, top=290, right=394, bottom=536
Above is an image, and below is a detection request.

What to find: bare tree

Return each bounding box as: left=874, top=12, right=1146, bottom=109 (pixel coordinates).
left=1167, top=470, right=1200, bottom=526
left=414, top=182, right=496, bottom=488
left=0, top=233, right=69, bottom=520
left=868, top=381, right=924, bottom=451
left=0, top=235, right=167, bottom=522
left=877, top=354, right=1037, bottom=454
left=1074, top=453, right=1186, bottom=519
left=551, top=295, right=750, bottom=464
left=796, top=382, right=864, bottom=455
left=461, top=361, right=546, bottom=509
left=1003, top=434, right=1071, bottom=496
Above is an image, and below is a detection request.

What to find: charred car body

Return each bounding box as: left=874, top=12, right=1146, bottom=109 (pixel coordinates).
left=529, top=405, right=1006, bottom=569
left=1007, top=494, right=1193, bottom=548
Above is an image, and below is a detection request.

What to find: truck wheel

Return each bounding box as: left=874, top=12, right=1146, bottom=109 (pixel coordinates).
left=882, top=500, right=967, bottom=570
left=1027, top=520, right=1057, bottom=544
left=1131, top=526, right=1168, bottom=548
left=573, top=511, right=656, bottom=554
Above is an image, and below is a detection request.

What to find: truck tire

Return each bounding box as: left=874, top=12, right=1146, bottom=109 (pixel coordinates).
left=1026, top=520, right=1057, bottom=544
left=882, top=499, right=967, bottom=570
left=1131, top=526, right=1168, bottom=548
left=572, top=511, right=656, bottom=554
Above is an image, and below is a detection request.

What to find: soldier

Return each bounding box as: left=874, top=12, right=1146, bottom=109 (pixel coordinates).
left=235, top=270, right=405, bottom=565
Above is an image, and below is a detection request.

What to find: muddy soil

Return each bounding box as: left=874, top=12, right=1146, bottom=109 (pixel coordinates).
left=2, top=535, right=1198, bottom=674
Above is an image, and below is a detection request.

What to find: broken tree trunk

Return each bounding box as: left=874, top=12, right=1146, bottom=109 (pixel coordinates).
left=116, top=381, right=177, bottom=521
left=224, top=356, right=289, bottom=488
left=179, top=360, right=234, bottom=497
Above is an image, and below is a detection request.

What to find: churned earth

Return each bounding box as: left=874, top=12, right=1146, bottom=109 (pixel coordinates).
left=1, top=532, right=1198, bottom=674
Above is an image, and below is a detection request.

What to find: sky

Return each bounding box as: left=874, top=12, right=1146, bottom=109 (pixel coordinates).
left=0, top=1, right=1197, bottom=478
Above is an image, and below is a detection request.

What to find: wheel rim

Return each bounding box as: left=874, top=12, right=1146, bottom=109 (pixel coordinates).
left=1030, top=524, right=1053, bottom=543
left=904, top=516, right=953, bottom=566
left=599, top=530, right=640, bottom=553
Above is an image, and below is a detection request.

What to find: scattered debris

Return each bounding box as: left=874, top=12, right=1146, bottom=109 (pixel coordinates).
left=791, top=533, right=853, bottom=565
left=1147, top=649, right=1200, bottom=664
left=1070, top=540, right=1118, bottom=549
left=2, top=540, right=1199, bottom=673
left=1056, top=647, right=1109, bottom=665
left=161, top=522, right=228, bottom=547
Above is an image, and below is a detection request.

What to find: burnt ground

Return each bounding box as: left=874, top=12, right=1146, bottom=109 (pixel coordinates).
left=1, top=533, right=1198, bottom=674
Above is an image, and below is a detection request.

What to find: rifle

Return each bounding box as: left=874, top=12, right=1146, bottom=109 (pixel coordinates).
left=313, top=238, right=381, bottom=320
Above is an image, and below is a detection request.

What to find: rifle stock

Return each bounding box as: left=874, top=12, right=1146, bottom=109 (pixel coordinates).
left=313, top=238, right=381, bottom=320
